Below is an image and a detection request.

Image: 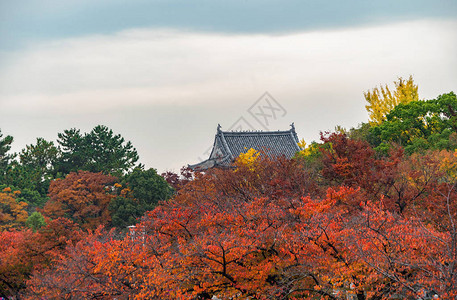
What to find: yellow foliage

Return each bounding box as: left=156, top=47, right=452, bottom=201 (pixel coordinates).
left=438, top=150, right=457, bottom=181
left=298, top=138, right=306, bottom=150
left=0, top=191, right=28, bottom=230
left=297, top=139, right=310, bottom=157
left=296, top=139, right=321, bottom=159
left=365, top=75, right=419, bottom=125
left=236, top=148, right=260, bottom=171
left=120, top=187, right=132, bottom=197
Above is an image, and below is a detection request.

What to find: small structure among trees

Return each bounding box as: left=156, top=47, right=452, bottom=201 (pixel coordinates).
left=190, top=123, right=301, bottom=170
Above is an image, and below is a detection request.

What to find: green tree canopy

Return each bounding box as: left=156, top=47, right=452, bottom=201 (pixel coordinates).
left=110, top=167, right=173, bottom=229
left=16, top=138, right=59, bottom=197
left=0, top=138, right=58, bottom=205
left=20, top=138, right=58, bottom=178
left=55, top=128, right=85, bottom=175
left=56, top=125, right=139, bottom=177
left=108, top=196, right=144, bottom=229
left=123, top=167, right=173, bottom=207
left=0, top=129, right=14, bottom=175
left=369, top=92, right=457, bottom=154
left=26, top=211, right=46, bottom=232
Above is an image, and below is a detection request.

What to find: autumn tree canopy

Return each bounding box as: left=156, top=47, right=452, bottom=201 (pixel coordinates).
left=365, top=75, right=419, bottom=125
left=42, top=171, right=117, bottom=230
left=23, top=154, right=457, bottom=299
left=0, top=218, right=83, bottom=297
left=0, top=188, right=28, bottom=230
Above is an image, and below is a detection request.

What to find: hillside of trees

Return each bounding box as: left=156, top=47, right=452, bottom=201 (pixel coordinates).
left=1, top=77, right=456, bottom=299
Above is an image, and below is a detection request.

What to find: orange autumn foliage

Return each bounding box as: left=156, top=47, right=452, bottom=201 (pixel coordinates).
left=0, top=218, right=83, bottom=297
left=24, top=152, right=457, bottom=299
left=0, top=188, right=28, bottom=230
left=42, top=171, right=117, bottom=230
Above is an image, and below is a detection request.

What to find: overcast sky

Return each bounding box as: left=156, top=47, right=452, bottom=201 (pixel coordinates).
left=1, top=0, right=456, bottom=172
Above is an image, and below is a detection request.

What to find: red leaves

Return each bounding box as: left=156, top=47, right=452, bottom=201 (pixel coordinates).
left=0, top=229, right=35, bottom=296
left=321, top=132, right=377, bottom=186
left=14, top=149, right=457, bottom=299
left=0, top=218, right=83, bottom=298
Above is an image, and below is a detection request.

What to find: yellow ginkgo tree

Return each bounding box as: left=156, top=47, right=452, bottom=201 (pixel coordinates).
left=236, top=148, right=260, bottom=171
left=365, top=75, right=419, bottom=125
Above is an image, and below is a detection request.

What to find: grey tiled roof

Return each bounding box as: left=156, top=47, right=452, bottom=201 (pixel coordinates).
left=189, top=123, right=301, bottom=170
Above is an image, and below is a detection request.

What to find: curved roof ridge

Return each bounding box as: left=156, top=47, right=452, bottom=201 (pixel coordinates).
left=217, top=130, right=234, bottom=160
left=222, top=130, right=293, bottom=135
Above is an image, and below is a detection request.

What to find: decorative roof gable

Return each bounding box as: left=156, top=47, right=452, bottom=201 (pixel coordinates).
left=190, top=123, right=301, bottom=170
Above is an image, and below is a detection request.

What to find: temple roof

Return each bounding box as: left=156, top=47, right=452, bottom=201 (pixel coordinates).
left=189, top=123, right=301, bottom=170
